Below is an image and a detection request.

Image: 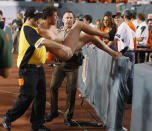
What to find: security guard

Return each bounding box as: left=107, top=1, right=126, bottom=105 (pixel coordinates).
left=2, top=7, right=50, bottom=131
left=2, top=6, right=72, bottom=130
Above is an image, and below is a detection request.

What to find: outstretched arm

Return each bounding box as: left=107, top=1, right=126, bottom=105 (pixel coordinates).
left=41, top=39, right=73, bottom=61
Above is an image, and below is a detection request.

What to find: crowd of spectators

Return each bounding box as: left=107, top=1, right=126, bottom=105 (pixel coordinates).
left=0, top=4, right=152, bottom=131
left=1, top=0, right=152, bottom=4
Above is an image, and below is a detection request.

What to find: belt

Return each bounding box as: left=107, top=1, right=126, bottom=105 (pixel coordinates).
left=24, top=64, right=42, bottom=68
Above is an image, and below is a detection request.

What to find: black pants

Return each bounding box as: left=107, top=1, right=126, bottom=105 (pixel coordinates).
left=6, top=66, right=46, bottom=129
left=50, top=64, right=78, bottom=120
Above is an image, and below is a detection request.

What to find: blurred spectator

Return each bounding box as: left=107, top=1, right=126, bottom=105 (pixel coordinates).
left=5, top=23, right=13, bottom=50
left=100, top=14, right=114, bottom=34
left=147, top=15, right=152, bottom=60
left=0, top=10, right=5, bottom=30
left=0, top=28, right=13, bottom=78
left=100, top=14, right=114, bottom=44
left=131, top=9, right=139, bottom=28
left=113, top=12, right=122, bottom=49
left=12, top=13, right=23, bottom=53
left=113, top=12, right=122, bottom=26
left=136, top=13, right=149, bottom=63
left=101, top=12, right=117, bottom=51
left=19, top=13, right=24, bottom=24
left=136, top=13, right=149, bottom=46
left=147, top=15, right=152, bottom=46
left=94, top=19, right=101, bottom=30
left=83, top=14, right=94, bottom=27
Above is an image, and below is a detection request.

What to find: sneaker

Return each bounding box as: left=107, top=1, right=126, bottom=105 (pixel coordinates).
left=32, top=125, right=50, bottom=131
left=44, top=112, right=59, bottom=122
left=2, top=115, right=11, bottom=131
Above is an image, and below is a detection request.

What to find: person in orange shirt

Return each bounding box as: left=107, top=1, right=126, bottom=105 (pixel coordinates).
left=147, top=18, right=152, bottom=46
left=100, top=15, right=113, bottom=43
left=128, top=20, right=137, bottom=49
left=147, top=18, right=152, bottom=60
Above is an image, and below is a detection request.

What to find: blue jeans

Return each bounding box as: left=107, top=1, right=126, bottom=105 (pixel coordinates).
left=124, top=51, right=135, bottom=98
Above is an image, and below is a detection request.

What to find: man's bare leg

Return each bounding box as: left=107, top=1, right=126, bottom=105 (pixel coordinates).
left=75, top=34, right=122, bottom=59
left=63, top=21, right=108, bottom=53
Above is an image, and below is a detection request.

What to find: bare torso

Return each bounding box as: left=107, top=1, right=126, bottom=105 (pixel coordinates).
left=38, top=21, right=63, bottom=43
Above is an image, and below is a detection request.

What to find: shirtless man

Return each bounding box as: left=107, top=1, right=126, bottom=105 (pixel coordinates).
left=38, top=6, right=124, bottom=60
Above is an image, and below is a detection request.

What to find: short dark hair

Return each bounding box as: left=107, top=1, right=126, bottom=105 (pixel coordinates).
left=0, top=10, right=3, bottom=16
left=137, top=13, right=146, bottom=21
left=43, top=6, right=57, bottom=19
left=62, top=11, right=75, bottom=18
left=83, top=14, right=92, bottom=24
left=122, top=9, right=132, bottom=20
left=130, top=9, right=136, bottom=19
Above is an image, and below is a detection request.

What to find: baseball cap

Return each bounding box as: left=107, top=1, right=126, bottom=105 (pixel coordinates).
left=24, top=7, right=40, bottom=20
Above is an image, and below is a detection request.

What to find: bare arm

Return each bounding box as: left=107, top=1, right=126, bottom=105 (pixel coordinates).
left=100, top=32, right=110, bottom=39
left=41, top=39, right=73, bottom=61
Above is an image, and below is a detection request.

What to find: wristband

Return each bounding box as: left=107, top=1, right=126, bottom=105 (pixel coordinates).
left=62, top=44, right=70, bottom=56
left=61, top=45, right=65, bottom=51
